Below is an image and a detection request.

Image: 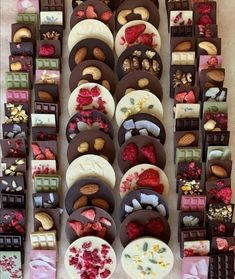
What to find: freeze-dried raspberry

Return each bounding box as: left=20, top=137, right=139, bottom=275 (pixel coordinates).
left=122, top=143, right=138, bottom=162
left=126, top=221, right=144, bottom=240
left=140, top=144, right=157, bottom=164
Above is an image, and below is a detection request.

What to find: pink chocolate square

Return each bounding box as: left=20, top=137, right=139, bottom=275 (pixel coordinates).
left=180, top=195, right=207, bottom=211
left=7, top=89, right=30, bottom=103
left=182, top=256, right=209, bottom=279
left=17, top=0, right=39, bottom=14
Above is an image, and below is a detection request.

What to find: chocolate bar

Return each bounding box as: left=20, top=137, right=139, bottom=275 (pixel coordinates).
left=0, top=251, right=22, bottom=278
left=36, top=40, right=61, bottom=58
left=211, top=236, right=235, bottom=254
left=34, top=174, right=60, bottom=193
left=30, top=231, right=57, bottom=249
left=33, top=193, right=59, bottom=208
left=11, top=23, right=36, bottom=43
left=1, top=158, right=27, bottom=176
left=34, top=102, right=59, bottom=125
left=31, top=127, right=57, bottom=141
left=195, top=24, right=218, bottom=38
left=171, top=25, right=194, bottom=37
left=17, top=13, right=38, bottom=25
left=2, top=123, right=28, bottom=140
left=180, top=195, right=207, bottom=212
left=5, top=72, right=30, bottom=89
left=0, top=176, right=25, bottom=192
left=10, top=42, right=34, bottom=56
left=207, top=220, right=235, bottom=239
left=0, top=208, right=25, bottom=236
left=0, top=193, right=25, bottom=209
left=0, top=138, right=27, bottom=158
left=0, top=233, right=23, bottom=251
left=35, top=58, right=60, bottom=71
left=209, top=252, right=235, bottom=279
left=34, top=83, right=59, bottom=102
left=6, top=89, right=30, bottom=103
left=175, top=118, right=200, bottom=131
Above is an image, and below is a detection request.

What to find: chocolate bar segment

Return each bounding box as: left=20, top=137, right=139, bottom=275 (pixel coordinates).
left=34, top=174, right=60, bottom=193
left=0, top=193, right=25, bottom=209
left=209, top=252, right=235, bottom=279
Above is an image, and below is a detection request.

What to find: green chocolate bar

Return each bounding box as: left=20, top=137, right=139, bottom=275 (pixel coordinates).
left=5, top=72, right=30, bottom=89
left=34, top=174, right=60, bottom=192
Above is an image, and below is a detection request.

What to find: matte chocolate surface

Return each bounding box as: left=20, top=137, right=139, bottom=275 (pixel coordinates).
left=31, top=127, right=57, bottom=141
left=0, top=138, right=27, bottom=158
left=33, top=192, right=59, bottom=208
left=0, top=209, right=25, bottom=236
left=10, top=42, right=34, bottom=56
left=171, top=25, right=194, bottom=37
left=0, top=233, right=24, bottom=251
left=206, top=159, right=232, bottom=180
left=36, top=40, right=61, bottom=58
left=209, top=252, right=235, bottom=279
left=34, top=83, right=59, bottom=102
left=0, top=193, right=25, bottom=209
left=195, top=24, right=218, bottom=38
left=0, top=176, right=25, bottom=193
left=193, top=2, right=216, bottom=26
left=1, top=158, right=27, bottom=176
left=175, top=118, right=200, bottom=131
left=40, top=0, right=64, bottom=11
left=207, top=220, right=235, bottom=239
left=11, top=23, right=36, bottom=43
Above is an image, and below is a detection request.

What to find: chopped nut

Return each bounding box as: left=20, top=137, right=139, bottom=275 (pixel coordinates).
left=142, top=59, right=151, bottom=71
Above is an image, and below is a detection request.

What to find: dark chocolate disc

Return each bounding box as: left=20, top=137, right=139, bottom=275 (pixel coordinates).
left=118, top=135, right=166, bottom=173
left=70, top=0, right=115, bottom=32
left=72, top=0, right=116, bottom=12
left=66, top=110, right=114, bottom=142
left=65, top=177, right=115, bottom=215
left=69, top=60, right=116, bottom=94
left=116, top=45, right=163, bottom=80
left=65, top=206, right=116, bottom=244
left=69, top=38, right=115, bottom=71
left=115, top=0, right=159, bottom=9
left=120, top=209, right=171, bottom=247
left=115, top=70, right=163, bottom=102
left=119, top=188, right=169, bottom=222
left=118, top=113, right=166, bottom=146
left=67, top=130, right=115, bottom=164
left=116, top=0, right=160, bottom=31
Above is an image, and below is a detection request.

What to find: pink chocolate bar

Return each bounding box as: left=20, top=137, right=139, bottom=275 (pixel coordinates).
left=29, top=249, right=56, bottom=279
left=7, top=89, right=30, bottom=103
left=17, top=0, right=39, bottom=14
left=182, top=256, right=209, bottom=279
left=180, top=195, right=207, bottom=212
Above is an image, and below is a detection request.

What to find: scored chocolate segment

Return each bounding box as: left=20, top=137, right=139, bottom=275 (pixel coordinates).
left=175, top=118, right=200, bottom=131
left=34, top=174, right=60, bottom=193
left=170, top=25, right=194, bottom=37
left=209, top=252, right=235, bottom=279
left=40, top=0, right=64, bottom=11
left=0, top=193, right=25, bottom=209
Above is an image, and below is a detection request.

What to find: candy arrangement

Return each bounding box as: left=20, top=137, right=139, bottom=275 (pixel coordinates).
left=165, top=0, right=235, bottom=278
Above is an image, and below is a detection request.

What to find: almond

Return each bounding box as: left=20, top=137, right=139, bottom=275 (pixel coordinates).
left=74, top=47, right=87, bottom=64
left=38, top=91, right=54, bottom=102
left=207, top=70, right=225, bottom=82
left=80, top=184, right=99, bottom=195
left=91, top=198, right=109, bottom=210
left=174, top=41, right=192, bottom=51
left=73, top=196, right=88, bottom=209
left=177, top=133, right=196, bottom=147
left=93, top=47, right=105, bottom=61
left=211, top=165, right=228, bottom=178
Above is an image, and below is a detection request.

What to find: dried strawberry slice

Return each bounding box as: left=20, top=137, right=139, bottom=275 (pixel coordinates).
left=44, top=148, right=55, bottom=160
left=185, top=90, right=196, bottom=103
left=137, top=33, right=154, bottom=47
left=97, top=226, right=107, bottom=238
left=122, top=142, right=138, bottom=162
left=35, top=153, right=46, bottom=160
left=216, top=238, right=229, bottom=250
left=81, top=209, right=96, bottom=221
left=101, top=11, right=112, bottom=22
left=90, top=86, right=100, bottom=97
left=92, top=222, right=102, bottom=231
left=32, top=143, right=42, bottom=156
left=68, top=221, right=83, bottom=236
left=79, top=88, right=91, bottom=97
left=126, top=221, right=144, bottom=240
left=77, top=95, right=93, bottom=106
left=137, top=168, right=160, bottom=188
left=140, top=144, right=157, bottom=164
left=100, top=269, right=111, bottom=279
left=175, top=91, right=187, bottom=103
left=125, top=24, right=146, bottom=44
left=39, top=44, right=55, bottom=57
left=86, top=5, right=97, bottom=19
left=77, top=10, right=85, bottom=18
left=198, top=14, right=213, bottom=25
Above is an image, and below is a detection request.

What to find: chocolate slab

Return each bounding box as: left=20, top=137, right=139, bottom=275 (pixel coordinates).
left=10, top=42, right=34, bottom=56
left=6, top=89, right=30, bottom=103
left=170, top=25, right=194, bottom=37
left=31, top=141, right=57, bottom=161
left=177, top=161, right=202, bottom=181
left=34, top=174, right=61, bottom=193
left=116, top=45, right=163, bottom=80
left=17, top=13, right=38, bottom=25
left=206, top=178, right=231, bottom=204
left=115, top=71, right=163, bottom=103
left=116, top=0, right=160, bottom=31
left=5, top=103, right=29, bottom=125
left=69, top=60, right=116, bottom=94
left=40, top=0, right=64, bottom=11
left=0, top=176, right=25, bottom=193
left=197, top=38, right=221, bottom=57
left=207, top=204, right=234, bottom=223
left=118, top=113, right=166, bottom=146
left=39, top=25, right=63, bottom=44
left=5, top=72, right=31, bottom=89
left=34, top=208, right=62, bottom=240
left=118, top=135, right=166, bottom=173
left=174, top=131, right=199, bottom=150
left=174, top=86, right=199, bottom=104
left=119, top=188, right=169, bottom=222
left=195, top=24, right=218, bottom=38
left=30, top=231, right=57, bottom=249
left=211, top=236, right=235, bottom=254
left=200, top=68, right=225, bottom=90
left=0, top=233, right=23, bottom=251
left=176, top=148, right=202, bottom=165
left=11, top=23, right=36, bottom=43
left=36, top=40, right=61, bottom=58
left=120, top=210, right=171, bottom=247
left=0, top=193, right=25, bottom=209
left=35, top=58, right=60, bottom=71
left=177, top=179, right=203, bottom=206
left=0, top=138, right=27, bottom=158
left=206, top=159, right=232, bottom=180
left=203, top=87, right=227, bottom=102
left=9, top=56, right=33, bottom=81
left=34, top=83, right=59, bottom=102
left=65, top=206, right=116, bottom=244
left=1, top=158, right=27, bottom=176
left=207, top=220, right=235, bottom=239
left=31, top=127, right=57, bottom=141
left=34, top=102, right=59, bottom=126
left=167, top=0, right=189, bottom=18
left=69, top=38, right=115, bottom=71
left=3, top=123, right=28, bottom=143
left=66, top=110, right=114, bottom=142
left=65, top=177, right=115, bottom=215
left=209, top=252, right=235, bottom=279
left=70, top=0, right=114, bottom=31
left=170, top=65, right=196, bottom=98
left=175, top=118, right=200, bottom=131
left=67, top=130, right=115, bottom=164
left=0, top=209, right=25, bottom=236
left=180, top=195, right=207, bottom=212
left=193, top=2, right=216, bottom=26
left=33, top=193, right=59, bottom=208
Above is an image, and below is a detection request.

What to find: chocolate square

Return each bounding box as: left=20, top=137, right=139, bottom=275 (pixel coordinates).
left=180, top=195, right=207, bottom=212
left=0, top=193, right=25, bottom=209
left=193, top=1, right=216, bottom=25
left=4, top=103, right=29, bottom=125
left=36, top=40, right=61, bottom=58
left=34, top=102, right=59, bottom=126
left=0, top=208, right=25, bottom=236
left=202, top=87, right=227, bottom=102
left=0, top=138, right=27, bottom=158
left=31, top=140, right=57, bottom=161
left=17, top=13, right=38, bottom=25
left=177, top=177, right=203, bottom=195
left=170, top=65, right=196, bottom=98
left=206, top=178, right=231, bottom=204
left=211, top=236, right=235, bottom=254
left=206, top=159, right=232, bottom=180
left=170, top=25, right=194, bottom=37
left=2, top=123, right=28, bottom=140
left=195, top=24, right=218, bottom=38
left=207, top=146, right=231, bottom=161
left=31, top=127, right=57, bottom=141
left=207, top=204, right=234, bottom=223
left=11, top=23, right=36, bottom=43
left=174, top=86, right=200, bottom=104
left=35, top=58, right=60, bottom=71
left=207, top=220, right=235, bottom=239
left=10, top=42, right=34, bottom=56
left=30, top=231, right=57, bottom=249
left=177, top=161, right=202, bottom=181
left=175, top=131, right=199, bottom=149
left=34, top=174, right=60, bottom=193
left=39, top=25, right=63, bottom=44
left=175, top=118, right=200, bottom=131
left=6, top=89, right=31, bottom=103
left=1, top=158, right=27, bottom=177
left=40, top=0, right=64, bottom=11
left=0, top=251, right=23, bottom=276
left=199, top=68, right=225, bottom=90
left=0, top=233, right=24, bottom=251
left=209, top=252, right=235, bottom=279
left=34, top=83, right=59, bottom=102
left=5, top=72, right=30, bottom=89
left=176, top=148, right=202, bottom=165
left=182, top=256, right=209, bottom=278
left=9, top=56, right=33, bottom=80
left=197, top=38, right=221, bottom=57
left=167, top=1, right=189, bottom=18
left=33, top=193, right=59, bottom=208
left=0, top=176, right=25, bottom=193
left=171, top=37, right=195, bottom=52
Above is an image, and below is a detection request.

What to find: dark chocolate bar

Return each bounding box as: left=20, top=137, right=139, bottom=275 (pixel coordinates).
left=0, top=193, right=25, bottom=209
left=207, top=220, right=235, bottom=239
left=209, top=252, right=235, bottom=279
left=0, top=176, right=25, bottom=193
left=10, top=42, right=34, bottom=56
left=36, top=40, right=61, bottom=58
left=171, top=25, right=194, bottom=37
left=175, top=118, right=200, bottom=131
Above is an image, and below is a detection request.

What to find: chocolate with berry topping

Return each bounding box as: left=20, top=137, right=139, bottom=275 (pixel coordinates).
left=0, top=209, right=25, bottom=237
left=10, top=42, right=34, bottom=56
left=70, top=0, right=114, bottom=31
left=120, top=210, right=171, bottom=246
left=0, top=138, right=27, bottom=158
left=211, top=236, right=235, bottom=254
left=118, top=135, right=166, bottom=173
left=72, top=0, right=116, bottom=12
left=69, top=38, right=115, bottom=71
left=65, top=206, right=116, bottom=244
left=174, top=86, right=199, bottom=104
left=206, top=178, right=232, bottom=205
left=31, top=141, right=57, bottom=161
left=193, top=2, right=217, bottom=26
left=37, top=40, right=61, bottom=58
left=31, top=127, right=57, bottom=141
left=207, top=220, right=235, bottom=239
left=195, top=24, right=218, bottom=38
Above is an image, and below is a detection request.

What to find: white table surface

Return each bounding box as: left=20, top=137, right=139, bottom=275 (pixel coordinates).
left=0, top=0, right=235, bottom=278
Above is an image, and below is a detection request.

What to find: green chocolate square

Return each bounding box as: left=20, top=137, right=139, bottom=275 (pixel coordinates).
left=5, top=72, right=30, bottom=89
left=34, top=174, right=60, bottom=192
left=17, top=13, right=38, bottom=24
left=176, top=147, right=202, bottom=165
left=0, top=251, right=22, bottom=278
left=36, top=58, right=60, bottom=70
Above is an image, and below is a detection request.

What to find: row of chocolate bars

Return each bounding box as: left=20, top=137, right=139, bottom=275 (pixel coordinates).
left=62, top=0, right=177, bottom=278
left=165, top=0, right=234, bottom=278
left=0, top=0, right=65, bottom=278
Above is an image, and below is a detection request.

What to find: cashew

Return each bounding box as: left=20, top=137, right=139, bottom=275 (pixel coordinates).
left=78, top=79, right=89, bottom=86
left=82, top=66, right=102, bottom=80
left=117, top=9, right=132, bottom=25
left=35, top=212, right=54, bottom=230
left=13, top=27, right=32, bottom=43
left=102, top=80, right=110, bottom=91
left=133, top=7, right=150, bottom=21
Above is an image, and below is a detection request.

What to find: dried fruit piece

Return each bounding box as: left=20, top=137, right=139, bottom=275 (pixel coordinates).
left=68, top=220, right=82, bottom=236
left=73, top=196, right=88, bottom=209
left=85, top=5, right=97, bottom=19
left=211, top=165, right=228, bottom=178
left=137, top=169, right=164, bottom=194
left=39, top=44, right=55, bottom=57
left=74, top=47, right=87, bottom=64
left=125, top=24, right=146, bottom=44
left=122, top=143, right=138, bottom=163
left=177, top=133, right=196, bottom=147
left=38, top=91, right=54, bottom=102
left=91, top=198, right=109, bottom=210
left=99, top=217, right=112, bottom=226
left=80, top=184, right=99, bottom=195
left=94, top=138, right=105, bottom=150
left=35, top=212, right=54, bottom=230
left=77, top=142, right=89, bottom=153
left=81, top=208, right=96, bottom=221
left=146, top=218, right=164, bottom=235
left=101, top=11, right=112, bottom=21
left=126, top=221, right=143, bottom=240
left=140, top=144, right=157, bottom=164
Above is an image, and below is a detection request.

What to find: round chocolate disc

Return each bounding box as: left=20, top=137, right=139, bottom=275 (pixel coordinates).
left=69, top=38, right=115, bottom=71
left=118, top=113, right=166, bottom=146
left=70, top=0, right=115, bottom=32
left=66, top=110, right=114, bottom=142
left=116, top=44, right=163, bottom=80
left=120, top=210, right=171, bottom=247
left=115, top=0, right=159, bottom=10
left=72, top=0, right=116, bottom=12
left=115, top=70, right=163, bottom=103
left=115, top=20, right=161, bottom=57
left=118, top=135, right=166, bottom=173
left=67, top=130, right=115, bottom=164
left=65, top=177, right=115, bottom=215
left=119, top=188, right=169, bottom=222
left=116, top=0, right=160, bottom=31
left=69, top=60, right=116, bottom=94
left=65, top=206, right=116, bottom=244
